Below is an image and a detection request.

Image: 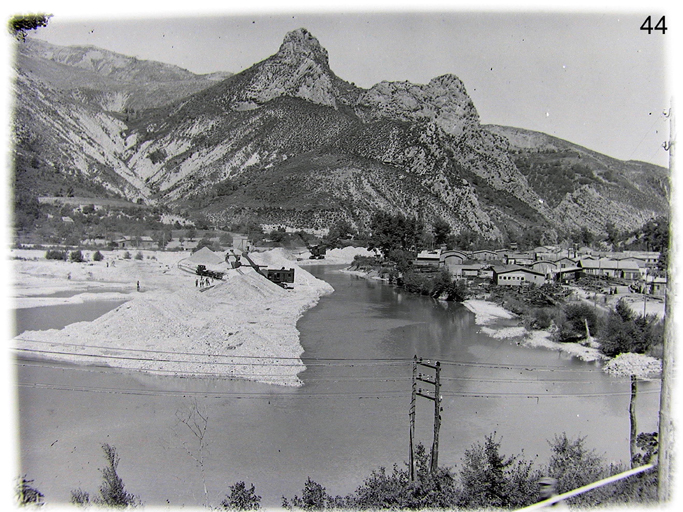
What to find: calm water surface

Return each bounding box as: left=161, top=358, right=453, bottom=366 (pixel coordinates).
left=15, top=265, right=660, bottom=507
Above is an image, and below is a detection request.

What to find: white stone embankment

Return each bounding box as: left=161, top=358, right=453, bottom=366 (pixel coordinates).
left=11, top=248, right=334, bottom=386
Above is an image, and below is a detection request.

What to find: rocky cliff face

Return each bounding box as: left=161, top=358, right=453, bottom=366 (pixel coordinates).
left=12, top=28, right=669, bottom=239
left=357, top=75, right=478, bottom=138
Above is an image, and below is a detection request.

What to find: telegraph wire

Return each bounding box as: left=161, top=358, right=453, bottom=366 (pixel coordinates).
left=13, top=337, right=613, bottom=372
left=14, top=360, right=660, bottom=387
left=15, top=359, right=655, bottom=384
left=15, top=381, right=660, bottom=400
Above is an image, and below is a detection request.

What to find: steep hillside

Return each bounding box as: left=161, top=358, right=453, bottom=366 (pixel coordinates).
left=11, top=29, right=669, bottom=240
left=16, top=38, right=232, bottom=111
left=485, top=125, right=669, bottom=232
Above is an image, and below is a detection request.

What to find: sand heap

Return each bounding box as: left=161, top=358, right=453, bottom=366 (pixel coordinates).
left=14, top=253, right=334, bottom=386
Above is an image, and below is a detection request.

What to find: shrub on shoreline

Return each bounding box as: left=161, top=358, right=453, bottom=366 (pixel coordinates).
left=45, top=249, right=67, bottom=260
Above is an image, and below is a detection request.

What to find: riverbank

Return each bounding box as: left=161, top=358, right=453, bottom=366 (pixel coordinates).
left=463, top=298, right=604, bottom=362
left=465, top=297, right=661, bottom=376
left=11, top=248, right=334, bottom=386
left=345, top=268, right=659, bottom=375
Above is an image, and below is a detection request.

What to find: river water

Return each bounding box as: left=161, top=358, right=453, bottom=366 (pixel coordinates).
left=14, top=265, right=661, bottom=507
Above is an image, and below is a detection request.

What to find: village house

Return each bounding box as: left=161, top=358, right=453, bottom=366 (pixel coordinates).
left=530, top=260, right=557, bottom=277
left=441, top=250, right=469, bottom=267
left=649, top=276, right=667, bottom=297
left=447, top=264, right=483, bottom=279
left=469, top=250, right=498, bottom=262
left=414, top=249, right=442, bottom=268
left=578, top=258, right=642, bottom=281
left=554, top=266, right=583, bottom=284
left=110, top=235, right=157, bottom=250
left=554, top=257, right=577, bottom=269
left=503, top=252, right=535, bottom=266
left=492, top=266, right=546, bottom=286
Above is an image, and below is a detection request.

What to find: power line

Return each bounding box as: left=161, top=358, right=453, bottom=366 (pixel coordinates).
left=13, top=338, right=610, bottom=372
left=15, top=380, right=659, bottom=400
left=14, top=360, right=658, bottom=386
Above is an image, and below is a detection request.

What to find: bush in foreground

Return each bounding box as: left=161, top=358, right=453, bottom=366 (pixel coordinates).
left=70, top=443, right=141, bottom=508
left=15, top=475, right=44, bottom=506
left=221, top=481, right=262, bottom=510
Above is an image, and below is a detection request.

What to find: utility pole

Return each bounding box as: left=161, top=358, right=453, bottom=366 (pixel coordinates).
left=658, top=102, right=675, bottom=502
left=411, top=357, right=442, bottom=476
left=409, top=355, right=417, bottom=482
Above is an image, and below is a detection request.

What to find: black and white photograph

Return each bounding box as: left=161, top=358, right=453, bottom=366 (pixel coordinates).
left=3, top=1, right=679, bottom=509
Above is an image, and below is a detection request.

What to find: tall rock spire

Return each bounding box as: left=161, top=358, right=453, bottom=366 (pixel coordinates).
left=276, top=28, right=330, bottom=68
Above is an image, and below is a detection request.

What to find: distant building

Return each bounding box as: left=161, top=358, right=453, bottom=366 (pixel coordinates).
left=578, top=258, right=642, bottom=281
left=448, top=264, right=483, bottom=278
left=232, top=234, right=250, bottom=252
left=414, top=249, right=442, bottom=268
left=110, top=235, right=156, bottom=249
left=649, top=276, right=667, bottom=297
left=530, top=260, right=557, bottom=277
left=492, top=266, right=546, bottom=286
left=555, top=266, right=583, bottom=283
left=554, top=257, right=577, bottom=269
left=470, top=250, right=498, bottom=262
left=441, top=250, right=468, bottom=267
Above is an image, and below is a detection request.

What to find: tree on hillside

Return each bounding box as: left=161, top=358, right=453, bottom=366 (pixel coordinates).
left=432, top=218, right=452, bottom=247
left=604, top=221, right=621, bottom=247
left=8, top=14, right=52, bottom=41
left=368, top=212, right=425, bottom=258
left=452, top=228, right=482, bottom=251
left=326, top=219, right=355, bottom=247
left=283, top=478, right=341, bottom=510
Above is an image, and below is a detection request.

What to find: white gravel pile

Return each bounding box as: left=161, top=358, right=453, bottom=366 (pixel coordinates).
left=13, top=252, right=334, bottom=386
left=602, top=353, right=662, bottom=379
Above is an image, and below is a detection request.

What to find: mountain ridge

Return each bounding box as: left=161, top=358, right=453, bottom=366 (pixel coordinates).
left=11, top=28, right=669, bottom=241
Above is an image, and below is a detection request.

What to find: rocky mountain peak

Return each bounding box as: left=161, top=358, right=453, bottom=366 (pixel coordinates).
left=276, top=28, right=329, bottom=67
left=356, top=73, right=480, bottom=138
left=231, top=27, right=340, bottom=108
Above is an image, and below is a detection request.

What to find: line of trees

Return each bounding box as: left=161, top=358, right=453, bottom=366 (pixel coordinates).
left=278, top=432, right=657, bottom=510
left=18, top=430, right=657, bottom=509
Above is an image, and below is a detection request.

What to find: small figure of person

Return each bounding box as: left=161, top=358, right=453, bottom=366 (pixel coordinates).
left=195, top=278, right=198, bottom=287
left=137, top=280, right=140, bottom=292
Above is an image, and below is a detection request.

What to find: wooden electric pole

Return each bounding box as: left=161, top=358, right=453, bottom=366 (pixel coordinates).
left=409, top=355, right=417, bottom=482
left=658, top=102, right=675, bottom=502
left=411, top=357, right=442, bottom=476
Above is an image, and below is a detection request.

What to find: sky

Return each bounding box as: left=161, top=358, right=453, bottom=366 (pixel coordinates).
left=3, top=1, right=677, bottom=168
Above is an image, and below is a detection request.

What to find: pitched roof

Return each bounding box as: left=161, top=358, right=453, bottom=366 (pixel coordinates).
left=492, top=265, right=544, bottom=276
